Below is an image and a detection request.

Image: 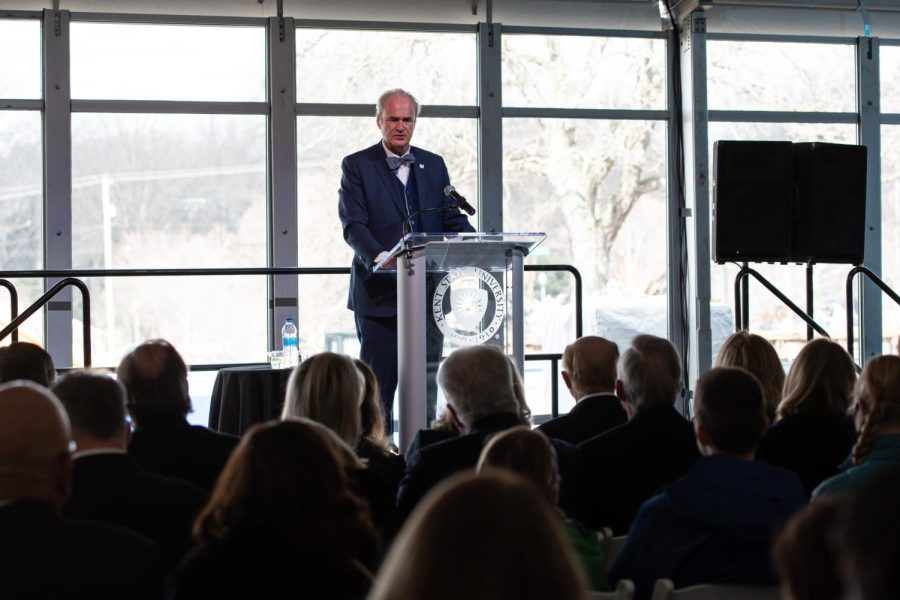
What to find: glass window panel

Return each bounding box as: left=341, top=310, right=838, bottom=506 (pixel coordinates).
left=882, top=125, right=900, bottom=354
left=502, top=35, right=666, bottom=110
left=708, top=41, right=855, bottom=112
left=296, top=30, right=476, bottom=105
left=297, top=116, right=477, bottom=356
left=0, top=111, right=43, bottom=343
left=504, top=118, right=668, bottom=418
left=71, top=113, right=267, bottom=364
left=708, top=122, right=858, bottom=363
left=0, top=19, right=41, bottom=98
left=71, top=23, right=265, bottom=101
left=882, top=46, right=900, bottom=114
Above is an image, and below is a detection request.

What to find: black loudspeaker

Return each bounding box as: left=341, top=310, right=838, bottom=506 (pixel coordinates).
left=713, top=141, right=794, bottom=263
left=793, top=142, right=867, bottom=264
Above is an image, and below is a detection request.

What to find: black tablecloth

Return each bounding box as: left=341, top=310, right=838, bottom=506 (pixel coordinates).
left=208, top=366, right=293, bottom=436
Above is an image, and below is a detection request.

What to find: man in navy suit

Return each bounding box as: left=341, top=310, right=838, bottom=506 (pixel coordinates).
left=338, top=89, right=474, bottom=432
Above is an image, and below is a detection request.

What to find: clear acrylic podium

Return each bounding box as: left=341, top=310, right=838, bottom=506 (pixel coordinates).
left=376, top=232, right=546, bottom=450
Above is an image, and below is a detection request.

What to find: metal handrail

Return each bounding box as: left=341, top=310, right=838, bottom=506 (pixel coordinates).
left=846, top=265, right=900, bottom=359
left=734, top=265, right=831, bottom=338
left=525, top=264, right=584, bottom=338
left=525, top=352, right=564, bottom=420
left=0, top=279, right=18, bottom=343
left=0, top=278, right=91, bottom=365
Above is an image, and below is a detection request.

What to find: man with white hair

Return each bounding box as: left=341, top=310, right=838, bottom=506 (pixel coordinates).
left=0, top=381, right=161, bottom=598
left=578, top=334, right=700, bottom=534
left=396, top=345, right=528, bottom=515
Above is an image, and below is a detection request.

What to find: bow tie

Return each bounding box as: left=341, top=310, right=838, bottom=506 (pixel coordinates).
left=386, top=152, right=415, bottom=171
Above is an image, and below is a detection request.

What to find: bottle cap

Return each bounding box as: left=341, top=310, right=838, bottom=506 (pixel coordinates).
left=286, top=317, right=294, bottom=323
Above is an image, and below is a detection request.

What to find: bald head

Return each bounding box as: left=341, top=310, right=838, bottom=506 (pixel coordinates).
left=0, top=382, right=73, bottom=505
left=117, top=339, right=191, bottom=424
left=562, top=336, right=619, bottom=400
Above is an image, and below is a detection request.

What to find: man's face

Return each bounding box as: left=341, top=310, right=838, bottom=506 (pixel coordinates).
left=377, top=94, right=416, bottom=156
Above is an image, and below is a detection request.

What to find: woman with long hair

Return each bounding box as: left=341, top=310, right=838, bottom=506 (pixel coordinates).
left=714, top=331, right=785, bottom=421
left=166, top=419, right=377, bottom=599
left=369, top=470, right=587, bottom=600
left=757, top=338, right=857, bottom=495
left=814, top=354, right=900, bottom=498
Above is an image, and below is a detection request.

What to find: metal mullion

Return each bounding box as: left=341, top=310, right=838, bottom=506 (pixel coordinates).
left=708, top=32, right=854, bottom=44
left=0, top=99, right=44, bottom=110
left=296, top=103, right=478, bottom=118
left=69, top=12, right=265, bottom=26
left=478, top=21, right=503, bottom=233
left=42, top=8, right=74, bottom=367
left=294, top=19, right=476, bottom=33
left=267, top=16, right=299, bottom=350
left=883, top=114, right=900, bottom=124
left=503, top=107, right=667, bottom=120
left=0, top=10, right=41, bottom=19
left=502, top=25, right=664, bottom=39
left=71, top=99, right=268, bottom=115
left=858, top=36, right=882, bottom=364
left=708, top=110, right=857, bottom=124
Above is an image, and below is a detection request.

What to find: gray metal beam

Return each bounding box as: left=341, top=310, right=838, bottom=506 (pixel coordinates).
left=0, top=99, right=44, bottom=110
left=478, top=21, right=503, bottom=233
left=503, top=107, right=667, bottom=120
left=42, top=8, right=74, bottom=366
left=679, top=12, right=713, bottom=390
left=708, top=110, right=857, bottom=123
left=71, top=100, right=268, bottom=114
left=502, top=25, right=664, bottom=39
left=268, top=16, right=299, bottom=349
left=296, top=103, right=478, bottom=118
left=858, top=35, right=883, bottom=363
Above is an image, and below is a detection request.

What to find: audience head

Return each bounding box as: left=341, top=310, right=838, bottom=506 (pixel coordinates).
left=777, top=338, right=855, bottom=420
left=437, top=345, right=518, bottom=430
left=715, top=331, right=785, bottom=420
left=617, top=334, right=683, bottom=413
left=52, top=371, right=129, bottom=450
left=194, top=418, right=374, bottom=564
left=116, top=339, right=191, bottom=424
left=562, top=335, right=619, bottom=400
left=507, top=355, right=532, bottom=426
left=693, top=367, right=767, bottom=457
left=354, top=359, right=390, bottom=452
left=369, top=470, right=587, bottom=600
left=281, top=352, right=364, bottom=448
left=837, top=468, right=900, bottom=600
left=476, top=426, right=560, bottom=506
left=850, top=354, right=900, bottom=466
left=773, top=497, right=844, bottom=600
left=0, top=342, right=56, bottom=387
left=0, top=382, right=73, bottom=508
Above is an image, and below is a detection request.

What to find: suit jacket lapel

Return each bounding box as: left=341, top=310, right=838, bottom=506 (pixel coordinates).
left=370, top=144, right=409, bottom=220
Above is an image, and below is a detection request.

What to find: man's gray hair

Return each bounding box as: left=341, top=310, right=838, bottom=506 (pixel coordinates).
left=618, top=334, right=683, bottom=410
left=376, top=88, right=421, bottom=119
left=437, top=345, right=519, bottom=428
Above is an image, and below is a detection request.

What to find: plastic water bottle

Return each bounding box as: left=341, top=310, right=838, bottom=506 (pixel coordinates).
left=281, top=317, right=299, bottom=368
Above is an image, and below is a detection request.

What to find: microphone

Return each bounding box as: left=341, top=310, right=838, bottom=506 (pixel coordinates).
left=443, top=185, right=477, bottom=216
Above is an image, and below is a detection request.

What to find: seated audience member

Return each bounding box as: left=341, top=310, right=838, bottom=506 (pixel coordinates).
left=538, top=335, right=627, bottom=444
left=53, top=370, right=208, bottom=569
left=282, top=353, right=401, bottom=536
left=578, top=334, right=700, bottom=533
left=714, top=330, right=785, bottom=421
left=167, top=419, right=377, bottom=600
left=835, top=467, right=900, bottom=600
left=610, top=367, right=805, bottom=600
left=404, top=354, right=531, bottom=463
left=0, top=341, right=56, bottom=386
left=759, top=338, right=856, bottom=496
left=355, top=359, right=406, bottom=482
left=396, top=345, right=579, bottom=517
left=118, top=339, right=239, bottom=491
left=369, top=471, right=587, bottom=600
left=814, top=354, right=900, bottom=498
left=0, top=382, right=161, bottom=599
left=477, top=426, right=609, bottom=591
left=773, top=497, right=844, bottom=600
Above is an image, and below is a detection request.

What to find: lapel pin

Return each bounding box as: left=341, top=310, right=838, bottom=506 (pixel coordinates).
left=419, top=164, right=424, bottom=169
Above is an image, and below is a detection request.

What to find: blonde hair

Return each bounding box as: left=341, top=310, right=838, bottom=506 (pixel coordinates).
left=777, top=338, right=855, bottom=420
left=353, top=359, right=391, bottom=454
left=476, top=427, right=560, bottom=506
left=715, top=331, right=785, bottom=420
left=851, top=354, right=900, bottom=465
left=369, top=470, right=587, bottom=600
left=281, top=352, right=364, bottom=448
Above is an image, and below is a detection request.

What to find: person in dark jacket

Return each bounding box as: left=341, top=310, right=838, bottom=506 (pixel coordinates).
left=610, top=367, right=806, bottom=600
left=538, top=335, right=627, bottom=445
left=118, top=339, right=239, bottom=491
